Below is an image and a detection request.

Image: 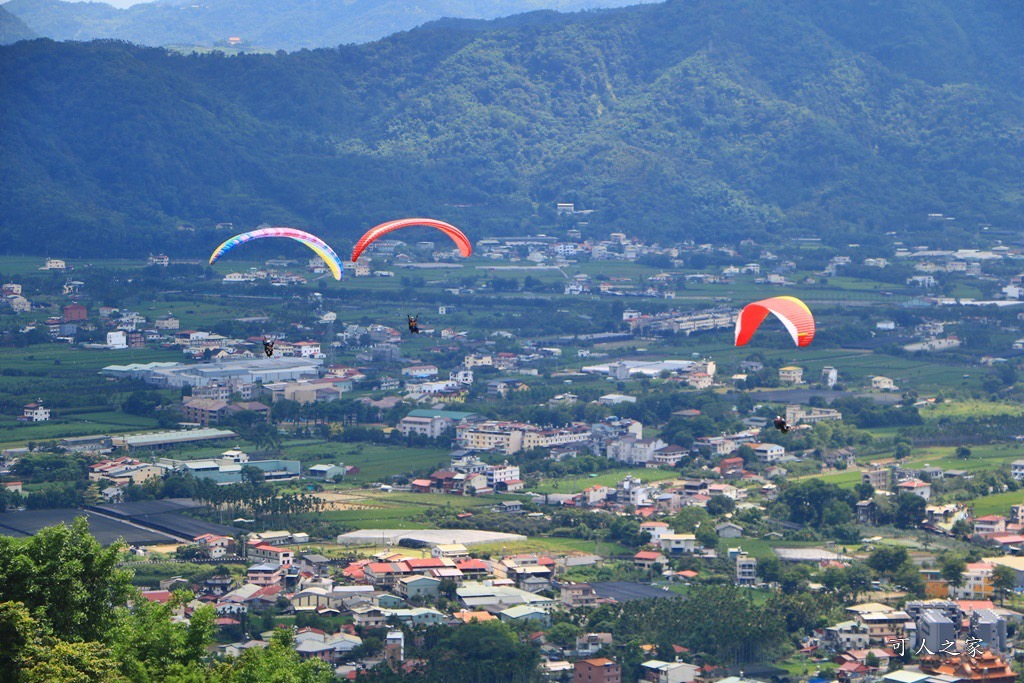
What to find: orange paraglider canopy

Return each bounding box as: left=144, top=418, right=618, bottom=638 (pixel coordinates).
left=351, top=218, right=471, bottom=262
left=735, top=296, right=815, bottom=347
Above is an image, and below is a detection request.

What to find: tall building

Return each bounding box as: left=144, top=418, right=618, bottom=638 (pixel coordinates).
left=918, top=610, right=956, bottom=653
left=384, top=630, right=404, bottom=664
left=971, top=609, right=1007, bottom=652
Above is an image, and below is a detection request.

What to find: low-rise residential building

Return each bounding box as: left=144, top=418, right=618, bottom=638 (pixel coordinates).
left=641, top=660, right=699, bottom=683
left=954, top=562, right=994, bottom=600
left=854, top=610, right=914, bottom=646
left=397, top=409, right=476, bottom=438
left=660, top=534, right=698, bottom=554
left=20, top=402, right=50, bottom=422
left=293, top=629, right=362, bottom=665
left=1011, top=460, right=1024, bottom=480
left=825, top=621, right=870, bottom=651
left=862, top=467, right=891, bottom=491
left=249, top=544, right=293, bottom=567
left=897, top=479, right=931, bottom=500
left=431, top=543, right=470, bottom=560
left=779, top=366, right=803, bottom=384
left=247, top=563, right=284, bottom=586
left=750, top=442, right=784, bottom=464
left=871, top=376, right=899, bottom=391
left=561, top=583, right=598, bottom=608
left=607, top=436, right=669, bottom=465
left=633, top=551, right=668, bottom=570
left=395, top=576, right=442, bottom=600
left=974, top=515, right=1007, bottom=534
left=574, top=658, right=622, bottom=683
left=639, top=521, right=673, bottom=544
left=786, top=404, right=842, bottom=425
left=575, top=633, right=613, bottom=658
left=351, top=607, right=388, bottom=629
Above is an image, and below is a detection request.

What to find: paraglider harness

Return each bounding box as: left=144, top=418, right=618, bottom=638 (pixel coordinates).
left=773, top=416, right=789, bottom=434
left=408, top=315, right=420, bottom=334
left=263, top=339, right=275, bottom=357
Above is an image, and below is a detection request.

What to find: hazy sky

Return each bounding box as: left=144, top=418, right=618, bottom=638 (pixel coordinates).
left=63, top=0, right=152, bottom=7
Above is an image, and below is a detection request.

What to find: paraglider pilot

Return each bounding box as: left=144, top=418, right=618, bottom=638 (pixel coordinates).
left=773, top=415, right=789, bottom=434
left=408, top=315, right=420, bottom=334
left=263, top=339, right=275, bottom=358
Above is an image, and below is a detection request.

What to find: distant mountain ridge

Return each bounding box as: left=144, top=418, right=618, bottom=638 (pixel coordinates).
left=1, top=0, right=1021, bottom=256
left=0, top=4, right=36, bottom=43
left=2, top=0, right=660, bottom=49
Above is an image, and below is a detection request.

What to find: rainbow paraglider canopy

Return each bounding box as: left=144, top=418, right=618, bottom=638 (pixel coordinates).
left=209, top=227, right=344, bottom=280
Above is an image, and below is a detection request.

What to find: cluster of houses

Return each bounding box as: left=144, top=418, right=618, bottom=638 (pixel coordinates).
left=142, top=515, right=1024, bottom=683
left=139, top=530, right=717, bottom=679
left=1, top=282, right=31, bottom=313
left=813, top=599, right=1015, bottom=683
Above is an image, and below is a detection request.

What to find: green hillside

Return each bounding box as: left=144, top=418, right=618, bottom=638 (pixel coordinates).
left=1, top=0, right=1021, bottom=256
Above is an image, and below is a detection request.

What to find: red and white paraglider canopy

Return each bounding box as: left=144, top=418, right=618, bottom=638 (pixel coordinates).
left=735, top=296, right=815, bottom=347
left=351, top=218, right=471, bottom=262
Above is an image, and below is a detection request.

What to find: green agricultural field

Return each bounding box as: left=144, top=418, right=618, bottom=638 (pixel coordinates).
left=0, top=417, right=161, bottom=448
left=530, top=469, right=678, bottom=494
left=728, top=538, right=841, bottom=561
left=920, top=400, right=1024, bottom=421
left=967, top=490, right=1024, bottom=517
left=292, top=443, right=450, bottom=482
left=155, top=300, right=257, bottom=330
left=0, top=344, right=180, bottom=372
left=903, top=444, right=1024, bottom=473
left=862, top=427, right=901, bottom=439
left=798, top=469, right=863, bottom=488
left=0, top=257, right=148, bottom=276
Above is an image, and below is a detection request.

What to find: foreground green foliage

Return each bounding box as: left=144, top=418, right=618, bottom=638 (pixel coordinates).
left=0, top=517, right=334, bottom=683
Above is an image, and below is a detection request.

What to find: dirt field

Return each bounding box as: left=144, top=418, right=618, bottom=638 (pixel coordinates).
left=313, top=492, right=381, bottom=511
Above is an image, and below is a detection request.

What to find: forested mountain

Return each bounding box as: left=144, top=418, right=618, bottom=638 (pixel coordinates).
left=2, top=0, right=659, bottom=49
left=1, top=0, right=1022, bottom=256
left=0, top=4, right=35, bottom=43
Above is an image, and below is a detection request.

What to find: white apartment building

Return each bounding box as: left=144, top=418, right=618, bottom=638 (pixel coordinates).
left=736, top=554, right=757, bottom=585
left=1012, top=460, right=1024, bottom=480
left=486, top=463, right=521, bottom=488
left=750, top=443, right=784, bottom=464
